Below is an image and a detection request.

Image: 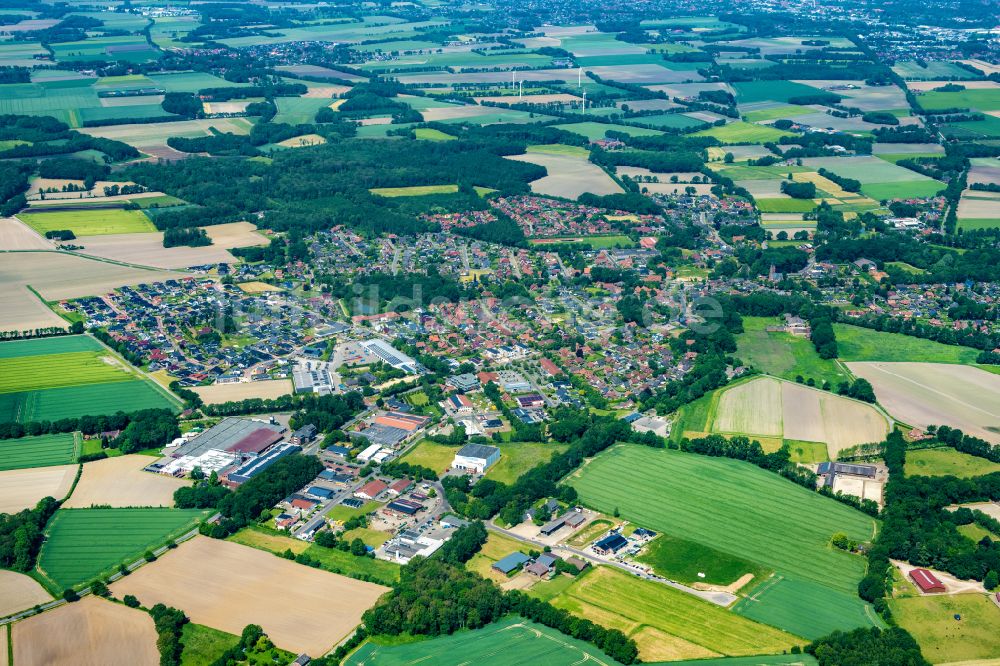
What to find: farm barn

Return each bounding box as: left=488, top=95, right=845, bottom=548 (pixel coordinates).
left=910, top=568, right=946, bottom=593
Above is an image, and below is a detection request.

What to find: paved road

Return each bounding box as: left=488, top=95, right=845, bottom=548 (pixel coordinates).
left=486, top=521, right=737, bottom=607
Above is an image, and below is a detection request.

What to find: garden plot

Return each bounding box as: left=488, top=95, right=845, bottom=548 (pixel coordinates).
left=0, top=465, right=77, bottom=514
left=111, top=537, right=389, bottom=656
left=65, top=455, right=189, bottom=508
left=13, top=596, right=158, bottom=666
left=0, top=570, right=51, bottom=619
left=847, top=362, right=1000, bottom=444
left=506, top=152, right=622, bottom=199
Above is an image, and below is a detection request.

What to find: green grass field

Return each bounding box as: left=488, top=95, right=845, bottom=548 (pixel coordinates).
left=18, top=208, right=156, bottom=236
left=918, top=88, right=1000, bottom=113
left=733, top=81, right=831, bottom=104
left=665, top=655, right=817, bottom=666
left=180, top=624, right=240, bottom=666
left=694, top=122, right=795, bottom=144
left=0, top=336, right=178, bottom=423
left=904, top=447, right=1000, bottom=478
left=526, top=143, right=591, bottom=157
left=755, top=198, right=817, bottom=213
left=413, top=128, right=456, bottom=141
left=370, top=184, right=459, bottom=197
left=833, top=324, right=981, bottom=363
left=401, top=439, right=460, bottom=474
left=346, top=616, right=628, bottom=666
left=548, top=566, right=802, bottom=659
left=37, top=508, right=207, bottom=590
left=637, top=534, right=770, bottom=588
left=570, top=446, right=880, bottom=639
left=736, top=317, right=851, bottom=387
left=553, top=122, right=664, bottom=140
left=485, top=442, right=568, bottom=484
left=0, top=432, right=78, bottom=470
left=743, top=105, right=813, bottom=122
left=889, top=594, right=1000, bottom=663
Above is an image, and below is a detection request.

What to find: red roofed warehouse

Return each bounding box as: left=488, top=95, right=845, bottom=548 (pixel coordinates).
left=355, top=479, right=388, bottom=500
left=909, top=568, right=946, bottom=593
left=227, top=428, right=284, bottom=456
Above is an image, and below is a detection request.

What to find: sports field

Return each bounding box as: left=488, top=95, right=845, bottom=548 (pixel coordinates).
left=0, top=432, right=78, bottom=470
left=18, top=208, right=155, bottom=236
left=889, top=593, right=1000, bottom=663
left=736, top=317, right=851, bottom=387
left=833, top=324, right=980, bottom=363
left=0, top=336, right=178, bottom=423
left=570, top=446, right=880, bottom=639
left=847, top=362, right=1000, bottom=443
left=547, top=566, right=802, bottom=661
left=36, top=507, right=207, bottom=590
left=346, top=616, right=627, bottom=666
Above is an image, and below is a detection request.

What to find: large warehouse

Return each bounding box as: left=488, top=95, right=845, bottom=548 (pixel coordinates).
left=452, top=443, right=501, bottom=474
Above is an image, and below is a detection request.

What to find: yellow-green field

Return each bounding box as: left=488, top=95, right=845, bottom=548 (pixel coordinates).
left=18, top=208, right=156, bottom=236
left=369, top=184, right=459, bottom=197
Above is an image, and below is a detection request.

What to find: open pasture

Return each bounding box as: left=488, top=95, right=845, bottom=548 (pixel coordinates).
left=893, top=61, right=978, bottom=80
left=111, top=536, right=389, bottom=656
left=736, top=317, right=850, bottom=387
left=694, top=121, right=795, bottom=144
left=0, top=432, right=78, bottom=470
left=401, top=439, right=459, bottom=474
left=637, top=534, right=769, bottom=589
left=0, top=570, right=51, bottom=619
left=0, top=464, right=76, bottom=514
left=192, top=379, right=292, bottom=405
left=65, top=455, right=189, bottom=508
left=370, top=184, right=459, bottom=197
left=553, top=121, right=664, bottom=140
left=916, top=87, right=1000, bottom=113
left=732, top=81, right=830, bottom=104
left=37, top=507, right=207, bottom=590
left=485, top=441, right=569, bottom=484
left=905, top=447, right=1000, bottom=478
left=712, top=376, right=890, bottom=456
left=570, top=445, right=880, bottom=638
left=18, top=208, right=155, bottom=236
left=833, top=324, right=981, bottom=364
left=847, top=362, right=1000, bottom=443
left=346, top=616, right=628, bottom=666
left=12, top=596, right=159, bottom=666
left=506, top=151, right=622, bottom=199
left=889, top=593, right=1000, bottom=664
left=547, top=566, right=801, bottom=661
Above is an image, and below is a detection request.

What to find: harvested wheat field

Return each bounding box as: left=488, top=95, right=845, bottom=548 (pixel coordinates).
left=12, top=595, right=158, bottom=666
left=77, top=222, right=268, bottom=269
left=1, top=251, right=183, bottom=303
left=506, top=152, right=622, bottom=199
left=0, top=217, right=53, bottom=250
left=474, top=93, right=580, bottom=105
left=276, top=134, right=327, bottom=147
left=237, top=281, right=283, bottom=293
left=193, top=380, right=293, bottom=405
left=111, top=536, right=389, bottom=655
left=0, top=465, right=77, bottom=514
left=847, top=362, right=1000, bottom=443
left=0, top=625, right=6, bottom=666
left=712, top=376, right=891, bottom=456
left=64, top=455, right=188, bottom=508
left=0, top=570, right=52, bottom=618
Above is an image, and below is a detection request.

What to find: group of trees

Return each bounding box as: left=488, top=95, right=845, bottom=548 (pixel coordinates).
left=0, top=496, right=60, bottom=572
left=163, top=227, right=211, bottom=248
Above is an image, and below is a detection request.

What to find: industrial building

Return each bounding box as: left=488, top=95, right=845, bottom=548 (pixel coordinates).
left=361, top=339, right=419, bottom=374
left=222, top=444, right=302, bottom=488
left=452, top=443, right=501, bottom=474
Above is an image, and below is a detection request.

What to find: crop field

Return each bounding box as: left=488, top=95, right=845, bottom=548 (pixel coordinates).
left=370, top=184, right=459, bottom=197
left=0, top=570, right=51, bottom=619
left=736, top=318, right=851, bottom=386
left=732, top=81, right=829, bottom=104
left=834, top=324, right=981, bottom=363
left=18, top=208, right=155, bottom=236
left=918, top=88, right=1000, bottom=112
left=553, top=121, right=664, bottom=140
left=0, top=464, right=77, bottom=514
left=847, top=362, right=1000, bottom=443
left=547, top=566, right=802, bottom=661
left=893, top=61, right=977, bottom=79
left=346, top=616, right=628, bottom=666
left=0, top=432, right=78, bottom=470
left=799, top=156, right=943, bottom=201
left=712, top=377, right=890, bottom=456
left=36, top=508, right=207, bottom=590
left=413, top=127, right=456, bottom=141
left=905, top=447, right=1000, bottom=478
left=12, top=596, right=159, bottom=666
left=192, top=380, right=292, bottom=405
left=570, top=445, right=880, bottom=638
left=506, top=151, right=623, bottom=199
left=0, top=336, right=177, bottom=423
left=65, top=455, right=190, bottom=508
left=889, top=593, right=1000, bottom=663
left=743, top=105, right=813, bottom=122
left=111, top=536, right=389, bottom=655
left=754, top=198, right=818, bottom=213
left=693, top=121, right=795, bottom=144
left=634, top=113, right=706, bottom=129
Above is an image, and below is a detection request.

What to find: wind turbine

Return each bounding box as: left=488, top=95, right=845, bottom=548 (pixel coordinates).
left=581, top=90, right=586, bottom=114
left=578, top=66, right=582, bottom=87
